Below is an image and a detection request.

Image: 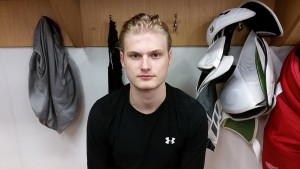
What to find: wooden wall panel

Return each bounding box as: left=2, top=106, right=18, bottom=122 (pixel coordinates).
left=0, top=0, right=73, bottom=47
left=2, top=0, right=298, bottom=47
left=80, top=0, right=275, bottom=47
left=0, top=1, right=33, bottom=46
left=50, top=0, right=83, bottom=46
left=271, top=0, right=300, bottom=46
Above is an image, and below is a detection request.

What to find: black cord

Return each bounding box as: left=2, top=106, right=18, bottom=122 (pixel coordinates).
left=295, top=46, right=300, bottom=58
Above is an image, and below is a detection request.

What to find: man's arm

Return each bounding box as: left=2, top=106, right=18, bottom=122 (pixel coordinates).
left=180, top=102, right=208, bottom=169
left=86, top=104, right=114, bottom=169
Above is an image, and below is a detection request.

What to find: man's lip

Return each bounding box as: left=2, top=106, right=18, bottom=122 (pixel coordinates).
left=138, top=75, right=154, bottom=79
left=138, top=75, right=153, bottom=77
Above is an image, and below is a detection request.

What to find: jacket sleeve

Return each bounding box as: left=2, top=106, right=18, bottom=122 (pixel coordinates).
left=180, top=101, right=208, bottom=169
left=86, top=102, right=114, bottom=169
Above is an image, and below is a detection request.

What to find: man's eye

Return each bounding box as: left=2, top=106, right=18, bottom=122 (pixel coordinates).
left=152, top=53, right=160, bottom=58
left=130, top=55, right=141, bottom=59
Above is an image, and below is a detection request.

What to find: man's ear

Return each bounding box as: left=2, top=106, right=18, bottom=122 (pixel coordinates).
left=120, top=51, right=125, bottom=67
left=168, top=49, right=172, bottom=65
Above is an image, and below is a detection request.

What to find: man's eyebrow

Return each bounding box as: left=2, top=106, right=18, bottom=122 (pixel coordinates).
left=126, top=49, right=163, bottom=55
left=151, top=49, right=163, bottom=53
left=126, top=51, right=140, bottom=55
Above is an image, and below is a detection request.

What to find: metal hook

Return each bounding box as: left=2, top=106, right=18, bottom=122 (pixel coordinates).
left=238, top=22, right=243, bottom=31
left=173, top=14, right=178, bottom=32
left=109, top=15, right=112, bottom=21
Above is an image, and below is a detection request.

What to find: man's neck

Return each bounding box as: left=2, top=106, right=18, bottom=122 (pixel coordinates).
left=129, top=84, right=166, bottom=115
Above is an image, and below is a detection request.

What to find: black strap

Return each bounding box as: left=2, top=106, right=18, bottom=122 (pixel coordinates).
left=296, top=46, right=300, bottom=58
left=206, top=139, right=215, bottom=151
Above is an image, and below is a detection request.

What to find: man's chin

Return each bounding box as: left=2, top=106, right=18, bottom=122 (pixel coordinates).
left=131, top=82, right=163, bottom=91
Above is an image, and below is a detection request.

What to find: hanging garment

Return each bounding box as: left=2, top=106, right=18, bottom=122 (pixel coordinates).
left=262, top=45, right=300, bottom=169
left=28, top=16, right=80, bottom=133
left=197, top=1, right=283, bottom=149
left=108, top=19, right=124, bottom=93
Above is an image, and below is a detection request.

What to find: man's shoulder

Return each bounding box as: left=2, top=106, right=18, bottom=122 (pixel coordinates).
left=166, top=83, right=206, bottom=118
left=166, top=83, right=196, bottom=105
left=90, top=85, right=128, bottom=117
left=99, top=86, right=127, bottom=105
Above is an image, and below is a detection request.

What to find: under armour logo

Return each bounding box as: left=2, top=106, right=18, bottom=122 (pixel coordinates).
left=165, top=137, right=175, bottom=144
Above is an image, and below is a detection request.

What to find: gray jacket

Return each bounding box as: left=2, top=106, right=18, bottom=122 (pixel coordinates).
left=28, top=16, right=80, bottom=133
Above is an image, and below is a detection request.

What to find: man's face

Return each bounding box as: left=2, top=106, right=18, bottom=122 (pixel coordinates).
left=120, top=31, right=172, bottom=91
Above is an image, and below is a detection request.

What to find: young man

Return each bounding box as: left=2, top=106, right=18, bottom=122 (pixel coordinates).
left=87, top=13, right=208, bottom=169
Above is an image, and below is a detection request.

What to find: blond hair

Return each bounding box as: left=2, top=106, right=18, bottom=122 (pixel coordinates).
left=119, top=13, right=172, bottom=51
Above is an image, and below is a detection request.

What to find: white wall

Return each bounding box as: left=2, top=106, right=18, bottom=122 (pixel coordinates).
left=0, top=46, right=293, bottom=169
left=0, top=47, right=208, bottom=169
left=0, top=48, right=107, bottom=169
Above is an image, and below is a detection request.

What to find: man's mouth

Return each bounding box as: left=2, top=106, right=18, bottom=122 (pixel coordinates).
left=138, top=75, right=154, bottom=80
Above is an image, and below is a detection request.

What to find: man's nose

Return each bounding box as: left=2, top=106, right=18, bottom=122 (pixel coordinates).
left=141, top=56, right=151, bottom=70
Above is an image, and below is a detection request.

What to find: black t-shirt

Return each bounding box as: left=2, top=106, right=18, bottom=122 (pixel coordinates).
left=87, top=83, right=208, bottom=169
